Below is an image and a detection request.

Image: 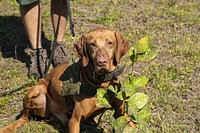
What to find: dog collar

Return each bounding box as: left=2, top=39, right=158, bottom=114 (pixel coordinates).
left=92, top=65, right=125, bottom=82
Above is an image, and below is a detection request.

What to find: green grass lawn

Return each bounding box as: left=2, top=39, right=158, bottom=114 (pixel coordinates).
left=0, top=0, right=199, bottom=132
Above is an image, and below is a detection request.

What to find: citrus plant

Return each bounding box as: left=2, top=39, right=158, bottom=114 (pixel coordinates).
left=96, top=36, right=158, bottom=132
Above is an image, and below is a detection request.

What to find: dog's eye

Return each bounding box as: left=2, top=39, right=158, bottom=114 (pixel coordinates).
left=108, top=41, right=113, bottom=46
left=32, top=96, right=37, bottom=98
left=90, top=43, right=96, bottom=47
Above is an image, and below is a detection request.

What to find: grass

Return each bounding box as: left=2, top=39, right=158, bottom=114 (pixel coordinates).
left=0, top=0, right=200, bottom=132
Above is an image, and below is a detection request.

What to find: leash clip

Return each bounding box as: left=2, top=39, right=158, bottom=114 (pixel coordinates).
left=71, top=36, right=76, bottom=44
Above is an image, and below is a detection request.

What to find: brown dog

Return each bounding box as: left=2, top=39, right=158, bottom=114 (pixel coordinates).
left=0, top=28, right=135, bottom=133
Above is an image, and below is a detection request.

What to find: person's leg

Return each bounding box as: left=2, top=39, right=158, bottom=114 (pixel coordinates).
left=51, top=0, right=69, bottom=67
left=20, top=1, right=47, bottom=78
left=51, top=0, right=67, bottom=42
left=20, top=1, right=42, bottom=49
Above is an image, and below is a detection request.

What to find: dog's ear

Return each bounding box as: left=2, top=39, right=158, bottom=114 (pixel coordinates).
left=38, top=79, right=48, bottom=87
left=73, top=35, right=89, bottom=67
left=27, top=86, right=40, bottom=98
left=25, top=79, right=47, bottom=100
left=115, top=31, right=130, bottom=63
left=24, top=87, right=33, bottom=91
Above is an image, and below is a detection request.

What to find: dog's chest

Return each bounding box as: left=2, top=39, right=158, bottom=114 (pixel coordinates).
left=60, top=60, right=98, bottom=97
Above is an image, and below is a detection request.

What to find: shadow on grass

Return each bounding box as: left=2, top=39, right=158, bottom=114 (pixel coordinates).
left=0, top=16, right=103, bottom=133
left=0, top=16, right=51, bottom=66
left=15, top=111, right=103, bottom=133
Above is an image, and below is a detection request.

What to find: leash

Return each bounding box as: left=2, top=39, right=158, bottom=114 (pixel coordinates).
left=66, top=0, right=76, bottom=62
left=0, top=83, right=32, bottom=98
left=66, top=0, right=75, bottom=39
left=44, top=0, right=75, bottom=77
left=44, top=0, right=62, bottom=77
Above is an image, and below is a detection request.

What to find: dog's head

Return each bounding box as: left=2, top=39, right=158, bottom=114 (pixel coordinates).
left=74, top=28, right=130, bottom=76
left=23, top=79, right=47, bottom=117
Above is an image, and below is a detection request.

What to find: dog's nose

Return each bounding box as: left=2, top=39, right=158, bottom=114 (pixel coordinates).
left=97, top=50, right=108, bottom=67
left=98, top=60, right=107, bottom=67
left=97, top=55, right=107, bottom=67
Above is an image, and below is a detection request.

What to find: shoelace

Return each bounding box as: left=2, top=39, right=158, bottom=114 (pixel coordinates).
left=30, top=50, right=46, bottom=68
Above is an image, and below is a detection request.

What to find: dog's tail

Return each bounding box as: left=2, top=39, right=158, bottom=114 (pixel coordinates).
left=0, top=114, right=29, bottom=133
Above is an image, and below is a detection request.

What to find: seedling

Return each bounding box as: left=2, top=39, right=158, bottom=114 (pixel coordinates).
left=97, top=36, right=158, bottom=132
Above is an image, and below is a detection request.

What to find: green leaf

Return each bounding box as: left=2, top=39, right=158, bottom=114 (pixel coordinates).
left=108, top=85, right=118, bottom=94
left=128, top=104, right=139, bottom=122
left=128, top=46, right=136, bottom=63
left=124, top=75, right=134, bottom=86
left=123, top=84, right=136, bottom=97
left=128, top=93, right=149, bottom=110
left=122, top=125, right=138, bottom=133
left=96, top=88, right=111, bottom=108
left=113, top=116, right=138, bottom=133
left=116, top=91, right=126, bottom=101
left=96, top=97, right=111, bottom=108
left=135, top=36, right=150, bottom=54
left=132, top=76, right=149, bottom=87
left=128, top=46, right=134, bottom=57
left=138, top=106, right=151, bottom=122
left=96, top=88, right=107, bottom=99
left=112, top=116, right=127, bottom=132
left=136, top=106, right=151, bottom=128
left=137, top=46, right=158, bottom=61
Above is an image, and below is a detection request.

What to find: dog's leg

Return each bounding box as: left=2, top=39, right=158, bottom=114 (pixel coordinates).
left=112, top=98, right=136, bottom=128
left=124, top=112, right=136, bottom=128
left=69, top=96, right=101, bottom=133
left=69, top=105, right=82, bottom=133
left=46, top=93, right=69, bottom=128
left=0, top=114, right=29, bottom=133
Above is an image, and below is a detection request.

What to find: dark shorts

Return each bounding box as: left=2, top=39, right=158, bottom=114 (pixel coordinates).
left=16, top=0, right=38, bottom=5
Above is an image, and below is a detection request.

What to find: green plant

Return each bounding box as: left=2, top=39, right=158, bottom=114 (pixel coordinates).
left=96, top=36, right=158, bottom=132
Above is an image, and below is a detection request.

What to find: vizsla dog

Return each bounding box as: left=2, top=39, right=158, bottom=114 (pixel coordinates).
left=0, top=28, right=135, bottom=133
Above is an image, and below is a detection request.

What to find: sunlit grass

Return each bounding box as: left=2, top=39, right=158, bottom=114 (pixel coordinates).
left=0, top=0, right=199, bottom=132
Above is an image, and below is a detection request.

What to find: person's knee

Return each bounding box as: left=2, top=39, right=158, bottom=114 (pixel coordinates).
left=16, top=0, right=39, bottom=6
